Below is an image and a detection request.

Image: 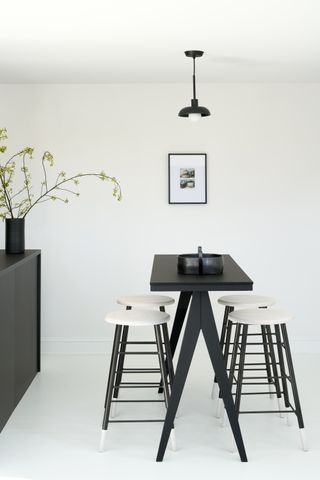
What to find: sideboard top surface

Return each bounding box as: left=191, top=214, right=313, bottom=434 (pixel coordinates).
left=0, top=250, right=41, bottom=277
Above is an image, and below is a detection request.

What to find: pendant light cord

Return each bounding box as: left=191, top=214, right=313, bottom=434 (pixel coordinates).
left=192, top=57, right=197, bottom=100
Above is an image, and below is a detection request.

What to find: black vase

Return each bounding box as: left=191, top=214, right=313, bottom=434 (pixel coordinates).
left=5, top=218, right=25, bottom=254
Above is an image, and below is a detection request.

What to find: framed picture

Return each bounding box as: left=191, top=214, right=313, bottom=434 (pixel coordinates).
left=168, top=153, right=207, bottom=204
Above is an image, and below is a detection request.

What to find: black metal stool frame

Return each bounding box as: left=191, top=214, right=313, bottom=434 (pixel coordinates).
left=228, top=322, right=305, bottom=427
left=101, top=317, right=174, bottom=430
left=215, top=306, right=282, bottom=402
left=114, top=305, right=169, bottom=398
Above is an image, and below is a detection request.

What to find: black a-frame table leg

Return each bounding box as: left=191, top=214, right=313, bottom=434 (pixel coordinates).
left=201, top=291, right=248, bottom=462
left=158, top=291, right=192, bottom=394
left=169, top=291, right=192, bottom=357
left=156, top=292, right=201, bottom=461
left=156, top=291, right=248, bottom=463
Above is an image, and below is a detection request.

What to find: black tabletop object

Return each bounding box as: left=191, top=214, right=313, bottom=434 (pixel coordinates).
left=178, top=254, right=224, bottom=275
left=178, top=246, right=224, bottom=275
left=150, top=254, right=253, bottom=291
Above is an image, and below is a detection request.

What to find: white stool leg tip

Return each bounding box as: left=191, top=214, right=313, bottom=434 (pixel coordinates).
left=277, top=398, right=285, bottom=418
left=268, top=383, right=275, bottom=399
left=216, top=398, right=223, bottom=418
left=211, top=382, right=218, bottom=400
left=170, top=429, right=177, bottom=451
left=99, top=430, right=107, bottom=452
left=110, top=402, right=117, bottom=418
left=286, top=413, right=293, bottom=426
left=299, top=428, right=309, bottom=451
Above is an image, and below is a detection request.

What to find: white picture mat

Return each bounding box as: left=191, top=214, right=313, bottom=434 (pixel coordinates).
left=169, top=154, right=206, bottom=203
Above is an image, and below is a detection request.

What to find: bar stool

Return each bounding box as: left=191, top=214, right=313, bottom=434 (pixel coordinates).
left=213, top=295, right=276, bottom=414
left=226, top=308, right=308, bottom=451
left=114, top=295, right=175, bottom=398
left=99, top=308, right=176, bottom=452
left=117, top=294, right=175, bottom=309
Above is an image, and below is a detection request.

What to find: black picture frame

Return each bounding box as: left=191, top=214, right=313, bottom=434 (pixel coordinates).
left=168, top=153, right=207, bottom=204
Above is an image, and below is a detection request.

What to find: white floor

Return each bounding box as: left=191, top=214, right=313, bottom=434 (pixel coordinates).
left=0, top=340, right=319, bottom=480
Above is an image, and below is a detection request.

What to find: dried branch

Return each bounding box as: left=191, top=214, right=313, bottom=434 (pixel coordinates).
left=0, top=129, right=122, bottom=220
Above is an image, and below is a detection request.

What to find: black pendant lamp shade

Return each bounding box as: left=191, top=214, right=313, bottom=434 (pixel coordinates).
left=178, top=100, right=211, bottom=118
left=178, top=50, right=211, bottom=120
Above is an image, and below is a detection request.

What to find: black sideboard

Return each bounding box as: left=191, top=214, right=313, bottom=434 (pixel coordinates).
left=0, top=250, right=41, bottom=431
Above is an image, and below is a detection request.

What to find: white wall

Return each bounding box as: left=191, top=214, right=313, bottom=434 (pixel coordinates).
left=1, top=83, right=320, bottom=353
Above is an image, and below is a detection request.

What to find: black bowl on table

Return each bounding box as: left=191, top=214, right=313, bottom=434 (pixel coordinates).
left=177, top=253, right=224, bottom=275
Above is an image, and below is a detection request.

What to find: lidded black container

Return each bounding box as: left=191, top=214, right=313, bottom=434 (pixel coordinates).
left=5, top=218, right=25, bottom=254
left=178, top=246, right=224, bottom=275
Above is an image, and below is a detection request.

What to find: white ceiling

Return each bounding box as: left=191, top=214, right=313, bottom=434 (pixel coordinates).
left=1, top=0, right=320, bottom=83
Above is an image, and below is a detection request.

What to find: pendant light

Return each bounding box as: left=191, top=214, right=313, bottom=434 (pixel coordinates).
left=178, top=50, right=211, bottom=122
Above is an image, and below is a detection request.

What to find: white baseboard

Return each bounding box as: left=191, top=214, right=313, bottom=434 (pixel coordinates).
left=41, top=337, right=113, bottom=355
left=41, top=337, right=320, bottom=355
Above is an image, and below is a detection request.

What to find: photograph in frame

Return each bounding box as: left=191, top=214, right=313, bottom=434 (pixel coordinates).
left=168, top=153, right=207, bottom=204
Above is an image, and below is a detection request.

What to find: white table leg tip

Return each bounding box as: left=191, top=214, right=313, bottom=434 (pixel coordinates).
left=299, top=428, right=309, bottom=451
left=170, top=429, right=177, bottom=451
left=99, top=430, right=107, bottom=452
left=228, top=434, right=236, bottom=453
left=220, top=410, right=227, bottom=428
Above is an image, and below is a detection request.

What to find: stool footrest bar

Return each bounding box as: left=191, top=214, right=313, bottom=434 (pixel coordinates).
left=233, top=381, right=275, bottom=386
left=241, top=375, right=288, bottom=381
left=229, top=342, right=278, bottom=346
left=234, top=367, right=267, bottom=371
left=120, top=341, right=153, bottom=344
left=239, top=409, right=295, bottom=414
left=118, top=381, right=166, bottom=385
left=114, top=385, right=169, bottom=389
left=235, top=362, right=280, bottom=366
left=111, top=399, right=165, bottom=403
left=118, top=351, right=159, bottom=355
left=234, top=391, right=284, bottom=396
left=115, top=368, right=161, bottom=374
left=109, top=419, right=165, bottom=423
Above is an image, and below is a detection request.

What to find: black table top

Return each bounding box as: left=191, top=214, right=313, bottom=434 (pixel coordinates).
left=0, top=250, right=41, bottom=277
left=150, top=254, right=253, bottom=292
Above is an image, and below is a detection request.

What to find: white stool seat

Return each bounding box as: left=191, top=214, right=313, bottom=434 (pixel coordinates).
left=105, top=309, right=170, bottom=327
left=218, top=294, right=276, bottom=308
left=228, top=308, right=293, bottom=326
left=117, top=294, right=175, bottom=308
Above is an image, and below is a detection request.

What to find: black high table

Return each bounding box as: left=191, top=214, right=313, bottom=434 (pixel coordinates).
left=150, top=254, right=253, bottom=462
